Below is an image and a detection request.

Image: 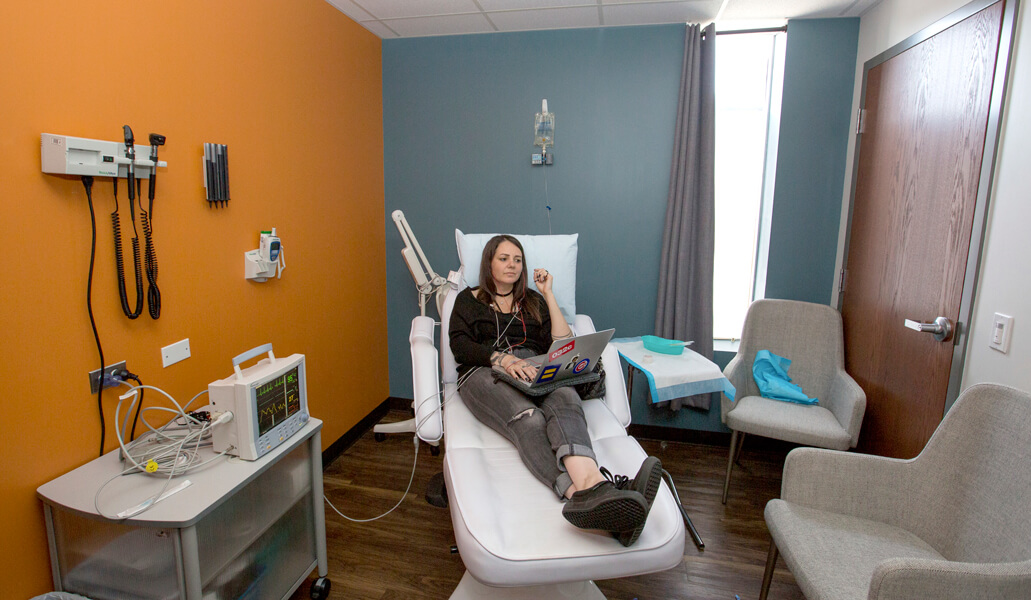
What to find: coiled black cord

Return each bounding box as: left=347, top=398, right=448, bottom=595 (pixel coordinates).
left=141, top=208, right=160, bottom=319
left=111, top=183, right=143, bottom=319
left=83, top=176, right=107, bottom=457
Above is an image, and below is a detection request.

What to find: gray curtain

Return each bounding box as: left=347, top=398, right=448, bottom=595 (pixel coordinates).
left=654, top=23, right=716, bottom=411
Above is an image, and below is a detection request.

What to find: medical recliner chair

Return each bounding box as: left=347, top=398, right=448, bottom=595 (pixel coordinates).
left=409, top=280, right=687, bottom=599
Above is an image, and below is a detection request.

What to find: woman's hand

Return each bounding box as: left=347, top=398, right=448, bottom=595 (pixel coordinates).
left=533, top=268, right=553, bottom=295
left=504, top=355, right=539, bottom=382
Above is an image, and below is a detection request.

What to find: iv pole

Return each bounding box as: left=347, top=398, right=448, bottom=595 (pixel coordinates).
left=373, top=210, right=448, bottom=447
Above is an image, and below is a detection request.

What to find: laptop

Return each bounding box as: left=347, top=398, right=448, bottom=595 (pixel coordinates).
left=492, top=329, right=614, bottom=395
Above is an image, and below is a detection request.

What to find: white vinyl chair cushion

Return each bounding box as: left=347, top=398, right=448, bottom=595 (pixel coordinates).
left=726, top=395, right=851, bottom=450
left=765, top=499, right=944, bottom=600
left=445, top=431, right=684, bottom=587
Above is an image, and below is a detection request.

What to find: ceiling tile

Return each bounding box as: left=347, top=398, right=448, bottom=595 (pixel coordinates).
left=386, top=13, right=498, bottom=37
left=324, top=0, right=375, bottom=21
left=355, top=0, right=481, bottom=20
left=479, top=0, right=596, bottom=9
left=358, top=20, right=402, bottom=38
left=721, top=0, right=868, bottom=20
left=490, top=6, right=601, bottom=31
left=602, top=1, right=713, bottom=26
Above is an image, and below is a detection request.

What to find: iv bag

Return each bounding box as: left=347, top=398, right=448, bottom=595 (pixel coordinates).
left=534, top=100, right=554, bottom=148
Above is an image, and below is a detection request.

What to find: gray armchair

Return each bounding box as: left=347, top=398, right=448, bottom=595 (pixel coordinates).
left=761, top=383, right=1031, bottom=600
left=720, top=299, right=865, bottom=504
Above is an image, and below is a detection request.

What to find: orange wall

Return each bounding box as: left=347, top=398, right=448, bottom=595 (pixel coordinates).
left=0, top=1, right=384, bottom=595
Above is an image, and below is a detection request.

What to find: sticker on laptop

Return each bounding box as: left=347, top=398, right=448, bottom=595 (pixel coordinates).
left=538, top=365, right=560, bottom=382
left=549, top=340, right=575, bottom=361
left=573, top=358, right=590, bottom=374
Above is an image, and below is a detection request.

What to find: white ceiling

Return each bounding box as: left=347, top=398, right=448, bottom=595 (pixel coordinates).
left=325, top=0, right=883, bottom=39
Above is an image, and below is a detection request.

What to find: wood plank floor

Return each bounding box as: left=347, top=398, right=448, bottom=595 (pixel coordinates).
left=292, top=411, right=805, bottom=600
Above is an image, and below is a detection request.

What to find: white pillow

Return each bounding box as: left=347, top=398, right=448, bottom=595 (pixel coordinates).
left=455, top=229, right=577, bottom=320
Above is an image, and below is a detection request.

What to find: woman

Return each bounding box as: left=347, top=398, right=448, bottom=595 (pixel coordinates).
left=449, top=234, right=662, bottom=546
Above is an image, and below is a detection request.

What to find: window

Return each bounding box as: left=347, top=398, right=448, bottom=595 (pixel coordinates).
left=713, top=30, right=786, bottom=343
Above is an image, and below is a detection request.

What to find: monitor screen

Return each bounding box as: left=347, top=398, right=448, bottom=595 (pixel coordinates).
left=255, top=365, right=302, bottom=437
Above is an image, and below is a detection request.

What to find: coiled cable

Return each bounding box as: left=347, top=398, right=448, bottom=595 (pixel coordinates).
left=111, top=183, right=143, bottom=319
left=140, top=208, right=160, bottom=319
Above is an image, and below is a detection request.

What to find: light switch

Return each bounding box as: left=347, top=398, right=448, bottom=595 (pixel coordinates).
left=988, top=313, right=1013, bottom=354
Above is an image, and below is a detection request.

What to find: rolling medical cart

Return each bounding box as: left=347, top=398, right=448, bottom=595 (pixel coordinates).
left=37, top=419, right=329, bottom=600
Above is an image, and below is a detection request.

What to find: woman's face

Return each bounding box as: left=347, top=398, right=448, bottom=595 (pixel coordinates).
left=491, top=240, right=523, bottom=288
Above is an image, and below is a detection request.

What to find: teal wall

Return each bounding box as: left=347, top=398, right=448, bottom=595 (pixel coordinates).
left=765, top=18, right=860, bottom=303
left=383, top=20, right=858, bottom=432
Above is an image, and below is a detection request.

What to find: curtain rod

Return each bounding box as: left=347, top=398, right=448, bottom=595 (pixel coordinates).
left=701, top=25, right=788, bottom=38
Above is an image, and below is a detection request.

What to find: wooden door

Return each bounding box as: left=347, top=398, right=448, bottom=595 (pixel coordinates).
left=841, top=0, right=1010, bottom=458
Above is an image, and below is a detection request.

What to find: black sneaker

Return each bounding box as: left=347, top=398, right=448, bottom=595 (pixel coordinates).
left=603, top=456, right=663, bottom=546
left=562, top=481, right=647, bottom=533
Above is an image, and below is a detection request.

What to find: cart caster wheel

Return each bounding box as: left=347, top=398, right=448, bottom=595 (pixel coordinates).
left=310, top=576, right=331, bottom=599
left=430, top=445, right=440, bottom=456
left=374, top=433, right=386, bottom=442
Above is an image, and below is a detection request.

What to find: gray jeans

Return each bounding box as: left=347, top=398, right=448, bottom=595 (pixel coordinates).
left=460, top=350, right=597, bottom=498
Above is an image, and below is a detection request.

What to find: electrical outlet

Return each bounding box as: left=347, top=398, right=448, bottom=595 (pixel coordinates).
left=89, top=360, right=127, bottom=394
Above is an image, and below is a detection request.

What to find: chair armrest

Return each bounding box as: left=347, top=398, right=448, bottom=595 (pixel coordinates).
left=781, top=447, right=915, bottom=525
left=823, top=369, right=866, bottom=448
left=869, top=558, right=1031, bottom=600
left=720, top=353, right=752, bottom=424
left=569, top=314, right=595, bottom=336
left=410, top=316, right=442, bottom=443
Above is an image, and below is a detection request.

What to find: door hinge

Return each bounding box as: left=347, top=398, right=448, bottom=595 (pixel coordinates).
left=839, top=269, right=848, bottom=293
left=856, top=109, right=867, bottom=135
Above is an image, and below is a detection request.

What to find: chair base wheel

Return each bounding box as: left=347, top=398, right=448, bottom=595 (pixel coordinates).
left=310, top=576, right=331, bottom=599
left=430, top=444, right=441, bottom=456
left=374, top=432, right=386, bottom=442
left=426, top=471, right=448, bottom=507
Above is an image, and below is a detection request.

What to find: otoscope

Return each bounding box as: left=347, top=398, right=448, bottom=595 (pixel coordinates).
left=115, top=125, right=143, bottom=319
left=147, top=133, right=165, bottom=214
left=123, top=126, right=136, bottom=208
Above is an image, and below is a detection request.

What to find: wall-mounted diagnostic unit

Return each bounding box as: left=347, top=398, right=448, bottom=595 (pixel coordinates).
left=41, top=133, right=167, bottom=178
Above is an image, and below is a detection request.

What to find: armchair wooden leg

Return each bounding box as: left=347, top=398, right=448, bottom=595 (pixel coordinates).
left=734, top=430, right=747, bottom=465
left=759, top=540, right=778, bottom=600
left=722, top=430, right=739, bottom=504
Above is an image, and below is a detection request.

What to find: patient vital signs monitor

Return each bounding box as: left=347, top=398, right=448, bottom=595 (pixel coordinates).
left=209, top=344, right=309, bottom=460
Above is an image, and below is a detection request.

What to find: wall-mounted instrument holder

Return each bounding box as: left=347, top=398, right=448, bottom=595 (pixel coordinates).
left=41, top=133, right=168, bottom=179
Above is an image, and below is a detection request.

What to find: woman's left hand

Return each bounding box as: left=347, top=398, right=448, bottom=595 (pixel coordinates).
left=533, top=268, right=553, bottom=295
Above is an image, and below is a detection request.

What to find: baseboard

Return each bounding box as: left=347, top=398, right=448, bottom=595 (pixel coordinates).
left=321, top=399, right=391, bottom=468
left=629, top=424, right=732, bottom=447
left=629, top=424, right=803, bottom=456
left=386, top=396, right=413, bottom=412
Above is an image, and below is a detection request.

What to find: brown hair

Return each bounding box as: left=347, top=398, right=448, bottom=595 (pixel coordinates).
left=475, top=235, right=543, bottom=323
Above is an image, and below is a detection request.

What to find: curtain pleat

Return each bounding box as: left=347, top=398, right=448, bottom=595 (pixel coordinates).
left=654, top=23, right=716, bottom=411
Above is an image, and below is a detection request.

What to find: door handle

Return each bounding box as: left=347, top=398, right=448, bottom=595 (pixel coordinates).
left=904, top=316, right=953, bottom=342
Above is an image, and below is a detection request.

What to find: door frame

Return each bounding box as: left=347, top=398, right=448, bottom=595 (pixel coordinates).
left=838, top=0, right=1020, bottom=412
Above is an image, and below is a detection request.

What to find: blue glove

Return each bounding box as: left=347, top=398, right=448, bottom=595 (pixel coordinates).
left=752, top=350, right=818, bottom=405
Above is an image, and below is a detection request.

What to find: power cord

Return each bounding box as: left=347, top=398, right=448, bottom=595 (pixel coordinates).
left=115, top=369, right=146, bottom=441
left=324, top=435, right=420, bottom=523
left=81, top=176, right=108, bottom=458
left=323, top=326, right=481, bottom=523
